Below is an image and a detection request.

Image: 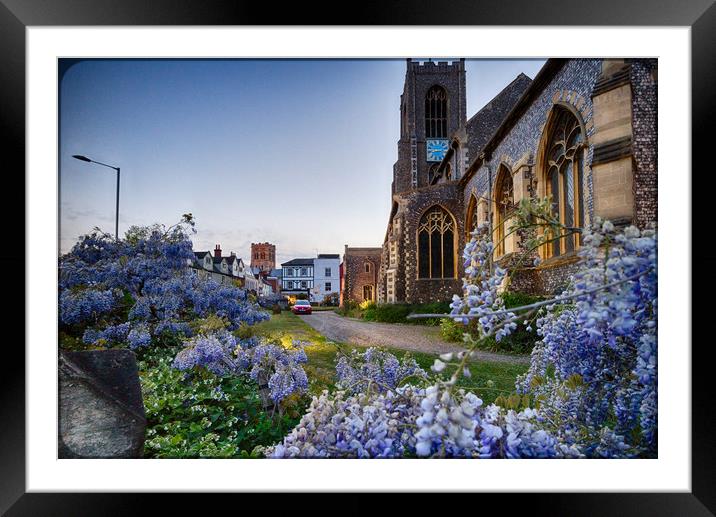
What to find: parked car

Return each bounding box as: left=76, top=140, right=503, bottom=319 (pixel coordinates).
left=291, top=300, right=312, bottom=315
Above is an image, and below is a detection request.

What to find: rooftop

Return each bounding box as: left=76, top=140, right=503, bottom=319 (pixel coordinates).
left=281, top=258, right=315, bottom=266
left=465, top=72, right=533, bottom=163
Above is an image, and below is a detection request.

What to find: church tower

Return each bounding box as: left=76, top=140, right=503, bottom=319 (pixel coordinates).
left=381, top=59, right=467, bottom=305
left=392, top=58, right=467, bottom=193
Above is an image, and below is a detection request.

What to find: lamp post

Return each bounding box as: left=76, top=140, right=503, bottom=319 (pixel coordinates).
left=72, top=155, right=120, bottom=240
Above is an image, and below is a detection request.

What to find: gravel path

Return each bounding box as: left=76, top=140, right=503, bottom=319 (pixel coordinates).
left=300, top=312, right=530, bottom=365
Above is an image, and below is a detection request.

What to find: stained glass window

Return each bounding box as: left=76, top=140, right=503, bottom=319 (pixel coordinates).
left=544, top=107, right=585, bottom=257
left=466, top=194, right=478, bottom=238
left=494, top=166, right=514, bottom=257
left=417, top=206, right=456, bottom=279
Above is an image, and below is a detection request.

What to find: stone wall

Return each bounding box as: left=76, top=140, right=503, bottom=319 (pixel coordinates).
left=59, top=350, right=146, bottom=458
left=630, top=59, right=658, bottom=229
left=400, top=182, right=464, bottom=304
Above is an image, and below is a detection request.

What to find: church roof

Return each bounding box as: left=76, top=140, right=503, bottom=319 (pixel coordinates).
left=465, top=72, right=533, bottom=164
left=461, top=59, right=568, bottom=185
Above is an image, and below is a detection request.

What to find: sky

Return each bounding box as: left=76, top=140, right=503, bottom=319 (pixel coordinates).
left=59, top=58, right=546, bottom=264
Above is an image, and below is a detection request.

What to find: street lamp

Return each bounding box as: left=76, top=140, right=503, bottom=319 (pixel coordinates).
left=72, top=155, right=121, bottom=240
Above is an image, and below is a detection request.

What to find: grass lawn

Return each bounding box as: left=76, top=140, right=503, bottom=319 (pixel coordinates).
left=253, top=311, right=528, bottom=405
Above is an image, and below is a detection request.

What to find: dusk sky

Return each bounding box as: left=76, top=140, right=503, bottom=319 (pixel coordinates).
left=59, top=58, right=545, bottom=264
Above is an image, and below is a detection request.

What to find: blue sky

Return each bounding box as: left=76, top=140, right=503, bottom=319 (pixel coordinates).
left=59, top=58, right=545, bottom=264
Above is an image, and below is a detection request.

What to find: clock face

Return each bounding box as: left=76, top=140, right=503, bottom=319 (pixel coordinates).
left=426, top=139, right=449, bottom=162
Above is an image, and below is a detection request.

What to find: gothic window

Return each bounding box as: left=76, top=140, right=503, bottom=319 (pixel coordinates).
left=417, top=206, right=456, bottom=279
left=465, top=194, right=478, bottom=238
left=364, top=262, right=371, bottom=273
left=494, top=166, right=515, bottom=257
left=363, top=285, right=374, bottom=301
left=428, top=163, right=452, bottom=185
left=543, top=107, right=585, bottom=257
left=425, top=86, right=448, bottom=139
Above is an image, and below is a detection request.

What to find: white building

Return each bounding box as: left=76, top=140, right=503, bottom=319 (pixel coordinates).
left=281, top=254, right=340, bottom=303
left=244, top=268, right=260, bottom=294
left=313, top=254, right=340, bottom=303
left=281, top=258, right=314, bottom=300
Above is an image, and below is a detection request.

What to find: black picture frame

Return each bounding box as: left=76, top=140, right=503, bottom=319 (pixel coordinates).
left=4, top=0, right=712, bottom=513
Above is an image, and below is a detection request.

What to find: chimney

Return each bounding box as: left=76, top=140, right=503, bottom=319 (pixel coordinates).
left=214, top=244, right=221, bottom=258
left=231, top=251, right=236, bottom=257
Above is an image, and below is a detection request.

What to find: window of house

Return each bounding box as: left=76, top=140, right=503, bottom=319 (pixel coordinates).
left=325, top=267, right=331, bottom=277
left=417, top=206, right=456, bottom=279
left=363, top=285, right=374, bottom=301
left=286, top=269, right=293, bottom=277
left=543, top=107, right=585, bottom=257
left=425, top=85, right=448, bottom=138
left=301, top=281, right=307, bottom=289
left=325, top=282, right=331, bottom=291
left=300, top=268, right=307, bottom=276
left=364, top=262, right=371, bottom=273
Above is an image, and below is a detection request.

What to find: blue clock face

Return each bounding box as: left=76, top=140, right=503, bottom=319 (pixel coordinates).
left=426, top=139, right=449, bottom=162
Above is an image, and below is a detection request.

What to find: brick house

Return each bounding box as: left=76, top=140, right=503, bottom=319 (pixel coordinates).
left=341, top=246, right=382, bottom=304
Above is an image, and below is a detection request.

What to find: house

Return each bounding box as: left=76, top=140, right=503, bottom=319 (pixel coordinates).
left=313, top=254, right=340, bottom=304
left=243, top=268, right=260, bottom=295
left=190, top=251, right=213, bottom=280
left=281, top=258, right=314, bottom=302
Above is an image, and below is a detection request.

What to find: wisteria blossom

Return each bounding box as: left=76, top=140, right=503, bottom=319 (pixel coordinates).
left=268, top=207, right=657, bottom=458
left=335, top=347, right=427, bottom=395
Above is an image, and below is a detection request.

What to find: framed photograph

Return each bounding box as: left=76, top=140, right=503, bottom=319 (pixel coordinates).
left=6, top=0, right=712, bottom=513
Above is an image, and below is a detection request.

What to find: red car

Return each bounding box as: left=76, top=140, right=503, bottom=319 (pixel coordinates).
left=291, top=300, right=312, bottom=315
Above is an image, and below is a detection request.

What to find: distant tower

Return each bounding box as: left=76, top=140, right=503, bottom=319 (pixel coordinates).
left=250, top=242, right=276, bottom=272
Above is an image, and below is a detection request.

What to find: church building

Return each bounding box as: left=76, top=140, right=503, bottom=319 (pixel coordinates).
left=374, top=58, right=657, bottom=304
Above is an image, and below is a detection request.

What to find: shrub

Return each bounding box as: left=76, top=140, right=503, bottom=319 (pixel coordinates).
left=440, top=318, right=464, bottom=342
left=140, top=346, right=301, bottom=458
left=58, top=215, right=268, bottom=351
left=358, top=299, right=376, bottom=311
left=363, top=303, right=411, bottom=323
left=335, top=347, right=428, bottom=394
left=322, top=292, right=339, bottom=306
left=361, top=301, right=452, bottom=326
left=335, top=299, right=361, bottom=318
left=461, top=292, right=543, bottom=354
left=271, top=304, right=282, bottom=314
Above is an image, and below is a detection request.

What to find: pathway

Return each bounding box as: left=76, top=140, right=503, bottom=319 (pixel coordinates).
left=300, top=311, right=530, bottom=365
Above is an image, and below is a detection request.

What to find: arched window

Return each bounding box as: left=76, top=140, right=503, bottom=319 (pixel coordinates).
left=364, top=262, right=371, bottom=273
left=543, top=107, right=585, bottom=257
left=465, top=194, right=478, bottom=239
left=494, top=166, right=515, bottom=257
left=425, top=86, right=448, bottom=138
left=428, top=163, right=452, bottom=185
left=417, top=206, right=456, bottom=279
